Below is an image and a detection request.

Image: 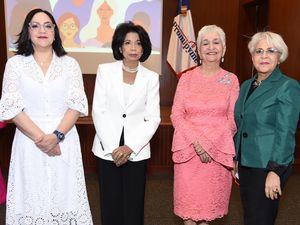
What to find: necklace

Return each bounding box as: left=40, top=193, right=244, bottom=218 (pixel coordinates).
left=253, top=79, right=263, bottom=87
left=122, top=63, right=138, bottom=73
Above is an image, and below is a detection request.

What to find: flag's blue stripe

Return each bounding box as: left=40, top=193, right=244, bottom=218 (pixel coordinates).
left=177, top=0, right=191, bottom=15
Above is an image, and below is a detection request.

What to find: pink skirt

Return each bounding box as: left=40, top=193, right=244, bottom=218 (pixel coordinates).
left=174, top=153, right=232, bottom=221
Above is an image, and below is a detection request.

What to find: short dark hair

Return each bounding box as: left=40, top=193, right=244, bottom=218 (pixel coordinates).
left=15, top=8, right=67, bottom=57
left=111, top=21, right=151, bottom=62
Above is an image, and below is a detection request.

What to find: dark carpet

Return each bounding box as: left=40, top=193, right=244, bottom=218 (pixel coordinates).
left=0, top=172, right=299, bottom=225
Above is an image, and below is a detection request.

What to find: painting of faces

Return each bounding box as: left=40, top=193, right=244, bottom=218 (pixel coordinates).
left=5, top=0, right=162, bottom=52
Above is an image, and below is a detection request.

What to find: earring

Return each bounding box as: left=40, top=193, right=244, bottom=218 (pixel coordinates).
left=199, top=59, right=202, bottom=65
left=221, top=57, right=224, bottom=63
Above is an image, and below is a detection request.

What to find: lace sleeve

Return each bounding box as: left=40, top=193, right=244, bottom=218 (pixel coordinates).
left=171, top=72, right=198, bottom=162
left=171, top=72, right=209, bottom=147
left=66, top=59, right=88, bottom=117
left=227, top=74, right=240, bottom=135
left=0, top=59, right=25, bottom=120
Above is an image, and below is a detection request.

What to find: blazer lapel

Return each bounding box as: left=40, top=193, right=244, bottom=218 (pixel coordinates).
left=126, top=64, right=147, bottom=108
left=245, top=81, right=272, bottom=108
left=245, top=67, right=282, bottom=108
left=113, top=61, right=125, bottom=109
left=242, top=79, right=253, bottom=107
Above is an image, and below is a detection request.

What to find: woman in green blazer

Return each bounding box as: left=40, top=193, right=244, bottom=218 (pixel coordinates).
left=234, top=31, right=300, bottom=225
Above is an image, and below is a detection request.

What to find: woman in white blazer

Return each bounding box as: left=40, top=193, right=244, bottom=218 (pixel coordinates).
left=92, top=21, right=160, bottom=225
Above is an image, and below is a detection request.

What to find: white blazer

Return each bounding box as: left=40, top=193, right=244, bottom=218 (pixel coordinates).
left=92, top=61, right=161, bottom=161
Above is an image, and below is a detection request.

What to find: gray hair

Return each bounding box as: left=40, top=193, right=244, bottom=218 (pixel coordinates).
left=197, top=25, right=226, bottom=49
left=248, top=31, right=288, bottom=63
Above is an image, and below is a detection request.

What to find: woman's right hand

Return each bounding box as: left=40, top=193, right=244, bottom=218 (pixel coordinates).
left=35, top=134, right=57, bottom=152
left=193, top=141, right=212, bottom=163
left=35, top=135, right=61, bottom=156
left=112, top=145, right=133, bottom=167
left=46, top=145, right=62, bottom=156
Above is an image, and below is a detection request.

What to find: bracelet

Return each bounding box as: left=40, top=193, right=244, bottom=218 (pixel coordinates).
left=197, top=150, right=205, bottom=155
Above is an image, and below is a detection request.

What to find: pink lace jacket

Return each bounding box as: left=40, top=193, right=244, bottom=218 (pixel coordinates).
left=171, top=68, right=240, bottom=168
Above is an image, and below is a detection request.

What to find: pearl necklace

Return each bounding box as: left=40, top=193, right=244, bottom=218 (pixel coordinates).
left=122, top=63, right=138, bottom=73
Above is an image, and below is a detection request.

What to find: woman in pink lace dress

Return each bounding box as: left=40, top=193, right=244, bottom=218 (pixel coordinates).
left=171, top=25, right=239, bottom=225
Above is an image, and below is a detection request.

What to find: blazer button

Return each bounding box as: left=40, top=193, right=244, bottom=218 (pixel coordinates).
left=242, top=132, right=248, bottom=138
left=240, top=114, right=243, bottom=119
left=122, top=114, right=126, bottom=118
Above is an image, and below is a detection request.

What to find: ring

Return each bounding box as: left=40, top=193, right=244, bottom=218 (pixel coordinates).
left=273, top=189, right=278, bottom=193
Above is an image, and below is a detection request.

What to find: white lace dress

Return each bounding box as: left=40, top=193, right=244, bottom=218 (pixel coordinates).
left=0, top=54, right=93, bottom=225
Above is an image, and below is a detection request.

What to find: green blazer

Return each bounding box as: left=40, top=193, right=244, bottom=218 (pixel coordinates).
left=234, top=67, right=300, bottom=169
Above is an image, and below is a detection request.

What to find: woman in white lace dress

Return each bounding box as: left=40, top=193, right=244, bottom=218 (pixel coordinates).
left=0, top=9, right=93, bottom=225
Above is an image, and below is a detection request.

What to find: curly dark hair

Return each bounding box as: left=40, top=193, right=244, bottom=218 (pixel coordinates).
left=111, top=21, right=152, bottom=62
left=15, top=8, right=67, bottom=57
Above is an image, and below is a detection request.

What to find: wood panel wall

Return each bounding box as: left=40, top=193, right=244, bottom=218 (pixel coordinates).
left=236, top=0, right=269, bottom=82
left=0, top=0, right=299, bottom=173
left=268, top=0, right=300, bottom=170
left=268, top=0, right=300, bottom=80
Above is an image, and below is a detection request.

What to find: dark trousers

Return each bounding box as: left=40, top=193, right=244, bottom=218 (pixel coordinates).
left=96, top=157, right=147, bottom=225
left=239, top=165, right=292, bottom=225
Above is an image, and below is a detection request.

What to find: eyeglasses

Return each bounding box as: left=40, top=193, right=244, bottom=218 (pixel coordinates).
left=254, top=48, right=281, bottom=56
left=61, top=23, right=77, bottom=31
left=28, top=22, right=55, bottom=32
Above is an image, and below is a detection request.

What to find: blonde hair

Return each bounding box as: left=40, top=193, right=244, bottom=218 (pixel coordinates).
left=248, top=31, right=288, bottom=63
left=197, top=25, right=226, bottom=49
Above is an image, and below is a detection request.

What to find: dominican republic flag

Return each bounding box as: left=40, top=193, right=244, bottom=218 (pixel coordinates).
left=167, top=0, right=198, bottom=78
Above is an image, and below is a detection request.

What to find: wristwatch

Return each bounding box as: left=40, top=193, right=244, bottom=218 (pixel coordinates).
left=53, top=130, right=65, bottom=143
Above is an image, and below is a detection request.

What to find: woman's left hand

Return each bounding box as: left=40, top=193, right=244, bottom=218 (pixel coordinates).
left=112, top=145, right=133, bottom=167
left=265, top=171, right=282, bottom=200
left=35, top=134, right=58, bottom=153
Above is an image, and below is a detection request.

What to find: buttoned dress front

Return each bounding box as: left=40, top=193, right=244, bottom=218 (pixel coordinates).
left=171, top=67, right=239, bottom=221
left=0, top=54, right=93, bottom=225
